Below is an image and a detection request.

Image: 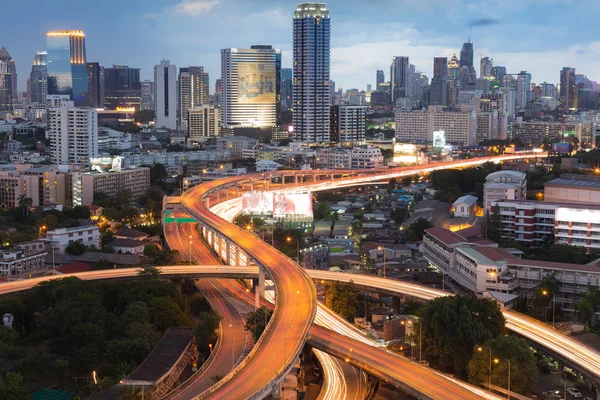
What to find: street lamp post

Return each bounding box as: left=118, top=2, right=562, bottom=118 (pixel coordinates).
left=377, top=246, right=386, bottom=278
left=494, top=358, right=511, bottom=399
left=189, top=236, right=193, bottom=266
left=286, top=236, right=299, bottom=264
left=542, top=290, right=556, bottom=329
left=477, top=346, right=492, bottom=392
left=229, top=323, right=235, bottom=369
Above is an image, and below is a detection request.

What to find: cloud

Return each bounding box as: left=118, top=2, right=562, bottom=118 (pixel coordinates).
left=173, top=0, right=222, bottom=16
left=468, top=17, right=500, bottom=27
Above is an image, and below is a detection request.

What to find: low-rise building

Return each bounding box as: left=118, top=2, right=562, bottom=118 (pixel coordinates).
left=216, top=136, right=259, bottom=159
left=452, top=195, right=478, bottom=217
left=106, top=239, right=145, bottom=255
left=43, top=225, right=100, bottom=254
left=483, top=171, right=527, bottom=212
left=0, top=249, right=47, bottom=278
left=72, top=167, right=150, bottom=206
left=256, top=160, right=282, bottom=172
left=544, top=174, right=600, bottom=206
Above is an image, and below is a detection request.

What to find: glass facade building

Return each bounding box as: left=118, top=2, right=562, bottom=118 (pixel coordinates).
left=103, top=65, right=141, bottom=110
left=29, top=51, right=48, bottom=104
left=46, top=30, right=89, bottom=107
left=293, top=2, right=330, bottom=142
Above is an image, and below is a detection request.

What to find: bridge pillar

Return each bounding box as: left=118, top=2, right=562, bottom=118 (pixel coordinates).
left=216, top=192, right=220, bottom=203
left=392, top=296, right=401, bottom=314
left=205, top=197, right=210, bottom=208
left=255, top=268, right=266, bottom=308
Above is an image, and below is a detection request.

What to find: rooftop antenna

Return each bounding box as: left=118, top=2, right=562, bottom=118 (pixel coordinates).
left=468, top=25, right=472, bottom=42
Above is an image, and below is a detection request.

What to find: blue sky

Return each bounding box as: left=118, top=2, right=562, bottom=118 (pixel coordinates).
left=5, top=0, right=600, bottom=92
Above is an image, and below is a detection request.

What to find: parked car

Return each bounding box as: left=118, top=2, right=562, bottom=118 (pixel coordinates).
left=566, top=387, right=582, bottom=398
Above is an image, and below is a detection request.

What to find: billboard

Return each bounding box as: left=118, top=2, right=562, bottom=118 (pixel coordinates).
left=242, top=192, right=273, bottom=214
left=238, top=62, right=275, bottom=104
left=552, top=143, right=571, bottom=153
left=433, top=130, right=446, bottom=149
left=273, top=193, right=313, bottom=218
left=90, top=156, right=122, bottom=172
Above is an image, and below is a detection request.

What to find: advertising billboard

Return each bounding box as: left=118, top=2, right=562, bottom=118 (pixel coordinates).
left=433, top=130, right=446, bottom=149
left=90, top=156, right=122, bottom=172
left=242, top=192, right=273, bottom=214
left=552, top=143, right=571, bottom=153
left=273, top=193, right=313, bottom=218
left=238, top=62, right=275, bottom=104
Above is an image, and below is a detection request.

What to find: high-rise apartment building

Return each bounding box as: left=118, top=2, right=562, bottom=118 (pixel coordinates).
left=46, top=30, right=88, bottom=106
left=330, top=105, right=367, bottom=144
left=376, top=70, right=385, bottom=91
left=141, top=80, right=154, bottom=111
left=0, top=47, right=17, bottom=111
left=560, top=67, right=578, bottom=111
left=395, top=107, right=476, bottom=145
left=515, top=71, right=531, bottom=110
left=492, top=66, right=506, bottom=84
left=221, top=45, right=281, bottom=131
left=539, top=82, right=558, bottom=99
left=47, top=100, right=98, bottom=166
left=178, top=66, right=209, bottom=130
left=281, top=68, right=293, bottom=111
left=430, top=57, right=448, bottom=107
left=188, top=105, right=221, bottom=142
left=154, top=60, right=177, bottom=130
left=433, top=57, right=448, bottom=79
left=87, top=62, right=103, bottom=108
left=390, top=56, right=409, bottom=103
left=293, top=2, right=331, bottom=142
left=103, top=65, right=141, bottom=110
left=29, top=51, right=47, bottom=104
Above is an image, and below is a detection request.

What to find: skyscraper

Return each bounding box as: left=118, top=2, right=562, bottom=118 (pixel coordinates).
left=141, top=80, right=154, bottom=111
left=221, top=45, right=281, bottom=131
left=47, top=100, right=98, bottom=166
left=0, top=47, right=17, bottom=111
left=281, top=68, right=293, bottom=111
left=376, top=69, right=385, bottom=91
left=430, top=57, right=447, bottom=107
left=560, top=67, right=577, bottom=111
left=433, top=57, right=448, bottom=79
left=103, top=65, right=141, bottom=110
left=87, top=62, right=103, bottom=108
left=460, top=41, right=474, bottom=69
left=46, top=30, right=89, bottom=106
left=29, top=51, right=47, bottom=104
left=515, top=71, right=531, bottom=110
left=447, top=54, right=460, bottom=79
left=390, top=56, right=409, bottom=103
left=492, top=66, right=506, bottom=85
left=154, top=60, right=177, bottom=130
left=178, top=66, right=209, bottom=130
left=293, top=2, right=331, bottom=142
left=480, top=57, right=493, bottom=78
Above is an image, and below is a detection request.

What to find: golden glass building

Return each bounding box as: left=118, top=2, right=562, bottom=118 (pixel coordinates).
left=46, top=30, right=88, bottom=106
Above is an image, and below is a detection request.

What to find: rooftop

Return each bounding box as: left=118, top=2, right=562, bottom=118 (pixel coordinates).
left=453, top=195, right=478, bottom=206
left=425, top=227, right=470, bottom=246
left=546, top=174, right=600, bottom=190
left=486, top=170, right=526, bottom=180
left=115, top=228, right=150, bottom=239
left=107, top=239, right=145, bottom=248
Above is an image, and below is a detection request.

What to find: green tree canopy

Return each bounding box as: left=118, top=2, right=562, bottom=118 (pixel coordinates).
left=404, top=218, right=434, bottom=241
left=65, top=241, right=87, bottom=256
left=326, top=281, right=360, bottom=322
left=468, top=336, right=537, bottom=394
left=245, top=306, right=273, bottom=342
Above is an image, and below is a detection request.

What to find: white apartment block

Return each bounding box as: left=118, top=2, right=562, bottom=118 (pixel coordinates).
left=72, top=167, right=150, bottom=206
left=47, top=101, right=98, bottom=166
left=188, top=106, right=221, bottom=142
left=395, top=108, right=476, bottom=145
left=154, top=60, right=177, bottom=130
left=483, top=171, right=527, bottom=212
left=122, top=150, right=231, bottom=168
left=44, top=225, right=100, bottom=254
left=333, top=105, right=367, bottom=144
left=316, top=146, right=383, bottom=169
left=0, top=249, right=47, bottom=278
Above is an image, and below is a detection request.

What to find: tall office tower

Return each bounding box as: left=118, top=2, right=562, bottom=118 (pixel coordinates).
left=493, top=66, right=507, bottom=86
left=515, top=71, right=531, bottom=110
left=46, top=30, right=88, bottom=106
left=480, top=56, right=493, bottom=78
left=0, top=47, right=17, bottom=111
left=560, top=67, right=577, bottom=111
left=281, top=68, right=293, bottom=111
left=214, top=78, right=222, bottom=106
left=376, top=69, right=385, bottom=91
left=87, top=62, right=103, bottom=108
left=188, top=105, right=221, bottom=142
left=433, top=57, right=448, bottom=79
left=141, top=80, right=154, bottom=111
left=540, top=82, right=558, bottom=99
left=447, top=54, right=460, bottom=79
left=221, top=45, right=281, bottom=132
left=103, top=65, right=141, bottom=110
left=154, top=60, right=177, bottom=130
left=293, top=2, right=331, bottom=142
left=390, top=56, right=409, bottom=103
left=460, top=41, right=474, bottom=69
left=178, top=66, right=209, bottom=130
left=47, top=100, right=98, bottom=166
left=29, top=51, right=47, bottom=104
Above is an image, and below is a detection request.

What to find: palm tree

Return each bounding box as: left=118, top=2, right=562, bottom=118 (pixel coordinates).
left=577, top=287, right=600, bottom=327
left=17, top=195, right=32, bottom=219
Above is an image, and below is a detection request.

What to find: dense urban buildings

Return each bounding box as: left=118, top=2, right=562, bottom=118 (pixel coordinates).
left=178, top=66, right=209, bottom=130
left=220, top=46, right=281, bottom=135
left=154, top=59, right=177, bottom=130
left=46, top=30, right=89, bottom=106
left=28, top=51, right=47, bottom=104
left=103, top=65, right=142, bottom=110
left=188, top=105, right=221, bottom=142
left=72, top=166, right=150, bottom=206
left=0, top=47, right=17, bottom=111
left=47, top=99, right=98, bottom=166
left=293, top=2, right=331, bottom=142
left=86, top=61, right=103, bottom=108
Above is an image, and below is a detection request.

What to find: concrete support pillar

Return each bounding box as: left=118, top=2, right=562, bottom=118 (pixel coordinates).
left=216, top=192, right=220, bottom=203
left=236, top=187, right=239, bottom=197
left=258, top=268, right=266, bottom=300
left=205, top=197, right=210, bottom=208
left=226, top=190, right=229, bottom=201
left=392, top=296, right=401, bottom=314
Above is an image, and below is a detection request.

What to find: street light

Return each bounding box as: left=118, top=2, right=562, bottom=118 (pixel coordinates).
left=494, top=358, right=511, bottom=399
left=542, top=290, right=556, bottom=329
left=189, top=235, right=193, bottom=266
left=477, top=346, right=493, bottom=392
left=377, top=245, right=386, bottom=278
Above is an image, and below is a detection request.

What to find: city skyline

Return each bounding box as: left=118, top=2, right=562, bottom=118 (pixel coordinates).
left=4, top=0, right=600, bottom=92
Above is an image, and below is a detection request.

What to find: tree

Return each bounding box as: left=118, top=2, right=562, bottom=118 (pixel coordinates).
left=65, top=240, right=86, bottom=255
left=577, top=286, right=600, bottom=327
left=195, top=310, right=222, bottom=348
left=138, top=265, right=162, bottom=278
left=143, top=244, right=161, bottom=259
left=148, top=163, right=169, bottom=185
left=404, top=218, right=434, bottom=241
left=420, top=295, right=505, bottom=377
left=389, top=207, right=408, bottom=225
left=148, top=297, right=193, bottom=331
left=62, top=206, right=91, bottom=220
left=482, top=205, right=503, bottom=243
left=468, top=336, right=537, bottom=394
left=234, top=214, right=252, bottom=228
left=101, top=231, right=114, bottom=246
left=17, top=195, right=33, bottom=220
left=0, top=372, right=29, bottom=400
left=314, top=203, right=331, bottom=220
left=245, top=306, right=273, bottom=342
left=387, top=178, right=397, bottom=194
left=326, top=281, right=360, bottom=322
left=36, top=214, right=59, bottom=232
